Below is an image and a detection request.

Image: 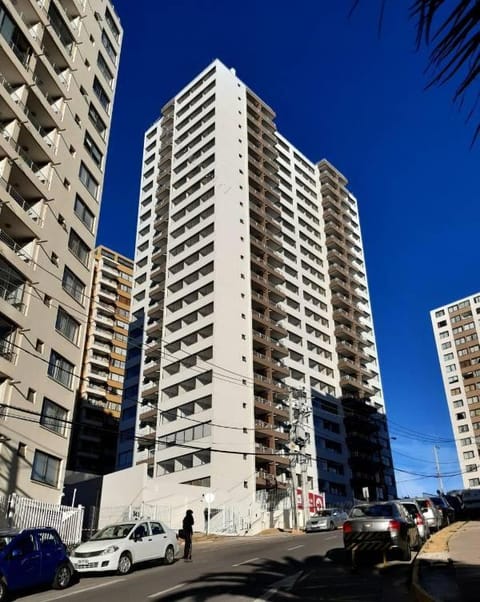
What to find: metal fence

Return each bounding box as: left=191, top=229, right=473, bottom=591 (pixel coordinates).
left=4, top=494, right=84, bottom=544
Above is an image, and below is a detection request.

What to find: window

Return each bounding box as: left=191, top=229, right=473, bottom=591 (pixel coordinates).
left=68, top=229, right=90, bottom=266
left=464, top=451, right=475, bottom=460
left=62, top=267, right=85, bottom=304
left=79, top=162, right=98, bottom=198
left=40, top=398, right=67, bottom=435
left=48, top=351, right=74, bottom=388
left=31, top=450, right=61, bottom=487
left=101, top=30, right=116, bottom=64
left=445, top=364, right=456, bottom=373
left=453, top=400, right=464, bottom=408
left=93, top=76, right=110, bottom=112
left=105, top=8, right=120, bottom=40
left=84, top=131, right=103, bottom=168
left=435, top=310, right=445, bottom=318
left=443, top=353, right=454, bottom=361
left=439, top=331, right=449, bottom=339
left=437, top=320, right=447, bottom=327
left=55, top=307, right=80, bottom=344
left=74, top=195, right=95, bottom=232
left=88, top=103, right=107, bottom=139
left=97, top=52, right=113, bottom=87
left=441, top=342, right=452, bottom=349
left=469, top=478, right=480, bottom=486
left=456, top=412, right=466, bottom=420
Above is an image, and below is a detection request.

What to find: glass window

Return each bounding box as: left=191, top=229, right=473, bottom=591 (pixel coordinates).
left=68, top=229, right=90, bottom=266
left=31, top=450, right=61, bottom=487
left=40, top=398, right=67, bottom=435
left=62, top=266, right=85, bottom=304
left=74, top=195, right=95, bottom=232
left=47, top=2, right=74, bottom=55
left=97, top=52, right=113, bottom=87
left=55, top=307, right=80, bottom=344
left=93, top=76, right=110, bottom=112
left=101, top=30, right=116, bottom=64
left=79, top=162, right=98, bottom=198
left=84, top=131, right=103, bottom=168
left=48, top=351, right=74, bottom=388
left=104, top=8, right=120, bottom=40
left=88, top=103, right=107, bottom=139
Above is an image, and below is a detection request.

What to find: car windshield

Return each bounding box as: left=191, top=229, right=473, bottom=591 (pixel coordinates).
left=91, top=523, right=135, bottom=540
left=0, top=535, right=14, bottom=551
left=431, top=497, right=447, bottom=507
left=351, top=504, right=394, bottom=518
left=313, top=510, right=332, bottom=517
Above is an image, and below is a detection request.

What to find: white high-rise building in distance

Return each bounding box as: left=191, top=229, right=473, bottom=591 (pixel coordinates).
left=0, top=0, right=122, bottom=502
left=115, top=60, right=391, bottom=520
left=432, top=294, right=480, bottom=489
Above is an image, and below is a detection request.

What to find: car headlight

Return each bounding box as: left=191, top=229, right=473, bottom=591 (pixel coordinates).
left=101, top=546, right=119, bottom=555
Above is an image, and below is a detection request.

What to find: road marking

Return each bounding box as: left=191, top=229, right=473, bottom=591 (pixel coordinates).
left=47, top=579, right=126, bottom=600
left=232, top=556, right=259, bottom=567
left=148, top=583, right=184, bottom=598
left=253, top=571, right=303, bottom=601
left=287, top=544, right=304, bottom=551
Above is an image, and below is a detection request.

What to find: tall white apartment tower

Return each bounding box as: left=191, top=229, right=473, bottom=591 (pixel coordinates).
left=0, top=0, right=122, bottom=503
left=117, top=61, right=391, bottom=514
left=431, top=294, right=480, bottom=489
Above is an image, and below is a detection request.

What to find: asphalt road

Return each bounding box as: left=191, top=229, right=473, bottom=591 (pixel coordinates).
left=15, top=530, right=413, bottom=602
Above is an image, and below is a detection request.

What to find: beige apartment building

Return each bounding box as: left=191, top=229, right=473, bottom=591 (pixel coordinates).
left=67, top=246, right=132, bottom=475
left=432, top=294, right=480, bottom=489
left=0, top=0, right=122, bottom=502
left=111, top=60, right=394, bottom=526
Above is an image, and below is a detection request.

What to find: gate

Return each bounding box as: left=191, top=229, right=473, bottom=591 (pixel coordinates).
left=6, top=494, right=84, bottom=544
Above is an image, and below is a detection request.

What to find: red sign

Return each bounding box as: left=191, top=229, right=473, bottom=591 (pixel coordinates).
left=296, top=489, right=325, bottom=512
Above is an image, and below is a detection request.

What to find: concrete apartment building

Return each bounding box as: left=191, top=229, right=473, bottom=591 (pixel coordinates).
left=319, top=160, right=396, bottom=501
left=67, top=246, right=132, bottom=476
left=431, top=294, right=480, bottom=489
left=0, top=0, right=122, bottom=502
left=109, top=60, right=392, bottom=528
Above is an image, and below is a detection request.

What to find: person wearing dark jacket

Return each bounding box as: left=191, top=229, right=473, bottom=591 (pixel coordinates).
left=182, top=509, right=194, bottom=560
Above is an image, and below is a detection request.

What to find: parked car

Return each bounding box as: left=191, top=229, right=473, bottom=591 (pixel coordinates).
left=305, top=508, right=348, bottom=532
left=430, top=495, right=455, bottom=526
left=343, top=501, right=419, bottom=561
left=70, top=520, right=179, bottom=574
left=444, top=494, right=465, bottom=520
left=397, top=499, right=430, bottom=546
left=0, top=527, right=73, bottom=601
left=416, top=497, right=443, bottom=532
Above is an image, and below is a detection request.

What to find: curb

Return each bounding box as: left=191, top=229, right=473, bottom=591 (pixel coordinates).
left=410, top=522, right=466, bottom=602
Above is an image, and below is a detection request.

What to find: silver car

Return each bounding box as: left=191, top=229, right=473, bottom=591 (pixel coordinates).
left=398, top=499, right=430, bottom=546
left=305, top=508, right=348, bottom=532
left=416, top=497, right=443, bottom=532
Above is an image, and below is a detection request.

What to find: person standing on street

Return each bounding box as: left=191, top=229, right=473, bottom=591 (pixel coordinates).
left=182, top=509, right=194, bottom=561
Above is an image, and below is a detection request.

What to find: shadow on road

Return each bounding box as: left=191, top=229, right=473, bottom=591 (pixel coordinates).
left=151, top=547, right=413, bottom=601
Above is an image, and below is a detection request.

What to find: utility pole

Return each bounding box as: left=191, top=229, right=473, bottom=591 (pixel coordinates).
left=289, top=388, right=310, bottom=529
left=433, top=445, right=445, bottom=494
left=288, top=396, right=299, bottom=531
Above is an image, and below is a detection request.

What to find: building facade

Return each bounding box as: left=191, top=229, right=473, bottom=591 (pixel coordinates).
left=68, top=246, right=133, bottom=475
left=431, top=294, right=480, bottom=489
left=116, top=60, right=393, bottom=513
left=0, top=0, right=122, bottom=502
left=319, top=160, right=396, bottom=501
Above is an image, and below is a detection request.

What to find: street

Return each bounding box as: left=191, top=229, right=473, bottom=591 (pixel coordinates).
left=15, top=531, right=413, bottom=602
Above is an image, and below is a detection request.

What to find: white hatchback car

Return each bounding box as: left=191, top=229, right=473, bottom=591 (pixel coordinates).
left=70, top=520, right=179, bottom=574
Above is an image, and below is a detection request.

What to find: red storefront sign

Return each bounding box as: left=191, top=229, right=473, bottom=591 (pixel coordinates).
left=296, top=489, right=326, bottom=512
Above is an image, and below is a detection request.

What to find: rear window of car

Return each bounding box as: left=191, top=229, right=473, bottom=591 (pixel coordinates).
left=351, top=504, right=394, bottom=518
left=430, top=497, right=446, bottom=506
left=401, top=504, right=417, bottom=518
left=416, top=499, right=429, bottom=510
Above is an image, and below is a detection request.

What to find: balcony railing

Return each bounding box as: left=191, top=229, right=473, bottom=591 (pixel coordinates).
left=0, top=229, right=32, bottom=262
left=0, top=176, right=42, bottom=225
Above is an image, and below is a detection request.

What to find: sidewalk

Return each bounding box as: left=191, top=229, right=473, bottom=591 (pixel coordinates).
left=413, top=520, right=480, bottom=601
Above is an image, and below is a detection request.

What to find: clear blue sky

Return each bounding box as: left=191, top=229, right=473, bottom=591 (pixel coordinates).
left=98, top=1, right=479, bottom=496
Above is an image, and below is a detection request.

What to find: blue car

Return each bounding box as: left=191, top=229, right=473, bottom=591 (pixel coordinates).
left=0, top=527, right=73, bottom=601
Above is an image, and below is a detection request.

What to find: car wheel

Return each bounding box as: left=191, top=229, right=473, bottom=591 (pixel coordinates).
left=402, top=542, right=411, bottom=562
left=329, top=522, right=335, bottom=531
left=117, top=552, right=133, bottom=575
left=0, top=577, right=8, bottom=602
left=164, top=545, right=175, bottom=565
left=52, top=563, right=73, bottom=590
